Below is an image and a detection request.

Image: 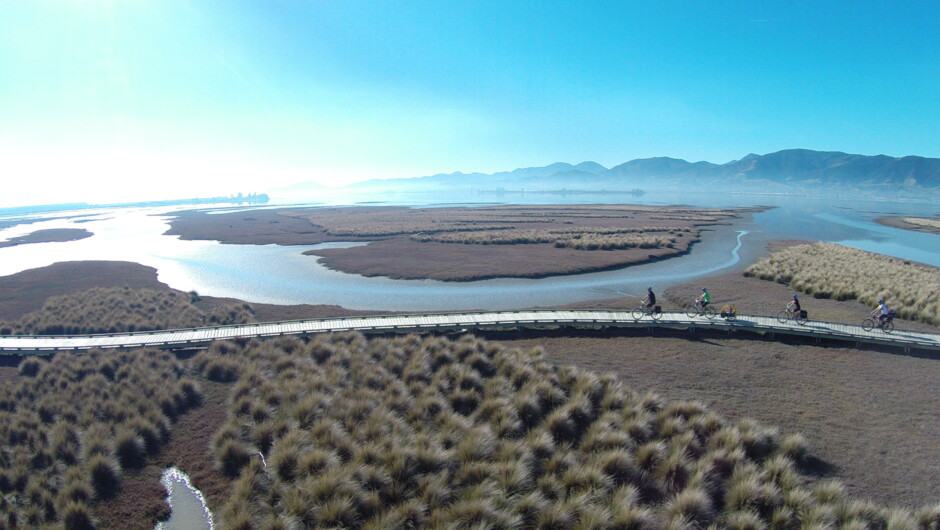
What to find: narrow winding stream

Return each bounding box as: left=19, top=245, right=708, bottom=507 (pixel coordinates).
left=155, top=468, right=214, bottom=530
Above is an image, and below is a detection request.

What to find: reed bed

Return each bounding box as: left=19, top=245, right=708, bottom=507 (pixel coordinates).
left=329, top=224, right=517, bottom=238
left=196, top=333, right=937, bottom=529
left=557, top=233, right=679, bottom=250
left=0, top=349, right=199, bottom=528
left=280, top=205, right=737, bottom=239
left=901, top=217, right=940, bottom=230
left=0, top=287, right=254, bottom=336
left=410, top=226, right=691, bottom=250
left=745, top=242, right=940, bottom=325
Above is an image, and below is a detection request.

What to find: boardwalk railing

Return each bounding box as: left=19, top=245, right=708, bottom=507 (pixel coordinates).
left=1, top=310, right=938, bottom=354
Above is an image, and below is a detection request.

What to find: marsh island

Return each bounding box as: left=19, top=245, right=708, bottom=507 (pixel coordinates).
left=166, top=205, right=757, bottom=281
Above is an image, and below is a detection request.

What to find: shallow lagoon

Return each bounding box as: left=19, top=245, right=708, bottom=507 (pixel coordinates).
left=0, top=192, right=936, bottom=311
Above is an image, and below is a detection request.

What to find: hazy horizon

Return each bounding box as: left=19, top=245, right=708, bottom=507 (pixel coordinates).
left=1, top=1, right=937, bottom=208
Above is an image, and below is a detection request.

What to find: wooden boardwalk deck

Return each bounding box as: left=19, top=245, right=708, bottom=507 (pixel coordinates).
left=1, top=310, right=938, bottom=355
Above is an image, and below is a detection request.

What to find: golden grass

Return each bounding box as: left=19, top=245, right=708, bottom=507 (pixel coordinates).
left=744, top=242, right=940, bottom=325
left=279, top=204, right=738, bottom=239
left=411, top=226, right=691, bottom=250
left=901, top=217, right=940, bottom=230
left=0, top=287, right=254, bottom=335
left=193, top=332, right=932, bottom=528
left=0, top=349, right=197, bottom=527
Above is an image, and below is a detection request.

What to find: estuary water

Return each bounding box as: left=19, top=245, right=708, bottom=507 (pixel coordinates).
left=0, top=192, right=936, bottom=311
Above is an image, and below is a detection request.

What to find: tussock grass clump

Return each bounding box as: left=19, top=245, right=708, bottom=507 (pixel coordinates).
left=87, top=454, right=122, bottom=498
left=60, top=500, right=96, bottom=530
left=0, top=348, right=191, bottom=525
left=17, top=357, right=45, bottom=377
left=203, top=332, right=930, bottom=528
left=744, top=242, right=940, bottom=324
left=114, top=429, right=146, bottom=469
left=0, top=286, right=255, bottom=335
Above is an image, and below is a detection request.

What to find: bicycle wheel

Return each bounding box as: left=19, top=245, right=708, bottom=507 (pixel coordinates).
left=861, top=319, right=874, bottom=332
left=776, top=310, right=790, bottom=324
left=631, top=307, right=645, bottom=320
left=650, top=308, right=663, bottom=321
left=685, top=305, right=699, bottom=318
left=882, top=320, right=894, bottom=333
left=794, top=313, right=808, bottom=326
left=703, top=306, right=716, bottom=319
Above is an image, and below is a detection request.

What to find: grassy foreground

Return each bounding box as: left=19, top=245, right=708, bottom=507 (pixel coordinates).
left=744, top=242, right=940, bottom=325
left=192, top=333, right=937, bottom=529
left=0, top=349, right=201, bottom=528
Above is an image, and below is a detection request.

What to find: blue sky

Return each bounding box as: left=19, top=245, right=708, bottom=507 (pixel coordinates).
left=0, top=1, right=937, bottom=206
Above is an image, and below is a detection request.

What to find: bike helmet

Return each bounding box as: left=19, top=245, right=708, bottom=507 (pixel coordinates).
left=793, top=294, right=798, bottom=297
left=878, top=299, right=884, bottom=304
left=701, top=287, right=707, bottom=291
left=647, top=286, right=653, bottom=291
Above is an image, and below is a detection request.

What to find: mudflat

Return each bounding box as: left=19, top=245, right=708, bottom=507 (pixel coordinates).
left=0, top=228, right=92, bottom=248
left=0, top=261, right=167, bottom=321
left=166, top=205, right=752, bottom=281
left=0, top=260, right=383, bottom=324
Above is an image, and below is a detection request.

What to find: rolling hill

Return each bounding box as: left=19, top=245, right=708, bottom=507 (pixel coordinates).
left=341, top=149, right=940, bottom=196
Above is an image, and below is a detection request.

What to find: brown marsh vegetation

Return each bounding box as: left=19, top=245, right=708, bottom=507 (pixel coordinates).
left=0, top=262, right=170, bottom=322
left=744, top=242, right=940, bottom=325
left=877, top=216, right=940, bottom=235
left=897, top=217, right=940, bottom=231
left=0, top=287, right=254, bottom=336
left=276, top=204, right=738, bottom=239
left=0, top=349, right=200, bottom=528
left=410, top=226, right=692, bottom=250
left=167, top=205, right=747, bottom=281
left=0, top=229, right=92, bottom=249
left=190, top=333, right=938, bottom=529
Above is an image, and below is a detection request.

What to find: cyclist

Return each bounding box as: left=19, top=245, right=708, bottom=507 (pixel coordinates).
left=871, top=299, right=891, bottom=326
left=696, top=287, right=710, bottom=310
left=642, top=287, right=656, bottom=311
left=788, top=294, right=802, bottom=316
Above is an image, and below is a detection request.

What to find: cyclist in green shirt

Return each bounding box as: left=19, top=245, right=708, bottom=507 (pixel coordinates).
left=697, top=287, right=711, bottom=309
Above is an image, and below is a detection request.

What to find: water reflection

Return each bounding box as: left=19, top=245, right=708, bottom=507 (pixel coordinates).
left=0, top=195, right=936, bottom=311
left=155, top=467, right=213, bottom=530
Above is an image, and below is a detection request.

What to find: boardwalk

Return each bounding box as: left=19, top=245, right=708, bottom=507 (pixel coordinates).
left=1, top=310, right=938, bottom=355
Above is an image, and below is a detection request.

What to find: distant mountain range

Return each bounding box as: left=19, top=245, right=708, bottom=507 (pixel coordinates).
left=340, top=149, right=940, bottom=196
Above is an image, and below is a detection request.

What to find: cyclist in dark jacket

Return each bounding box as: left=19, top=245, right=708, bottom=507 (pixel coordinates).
left=788, top=294, right=801, bottom=314
left=643, top=286, right=656, bottom=310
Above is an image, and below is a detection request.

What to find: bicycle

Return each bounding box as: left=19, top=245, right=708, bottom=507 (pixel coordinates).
left=719, top=304, right=737, bottom=321
left=862, top=313, right=895, bottom=333
left=632, top=304, right=663, bottom=321
left=685, top=300, right=716, bottom=319
left=776, top=307, right=808, bottom=326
